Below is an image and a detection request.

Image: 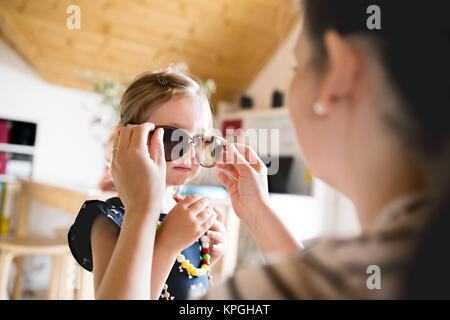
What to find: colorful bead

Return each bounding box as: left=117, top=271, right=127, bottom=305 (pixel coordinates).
left=203, top=260, right=210, bottom=266
left=202, top=242, right=209, bottom=249
left=181, top=260, right=189, bottom=269
left=176, top=254, right=185, bottom=263
left=173, top=193, right=183, bottom=202
left=186, top=264, right=194, bottom=273
left=163, top=284, right=168, bottom=290
left=190, top=268, right=198, bottom=276
left=202, top=248, right=209, bottom=254
left=202, top=254, right=210, bottom=261
left=201, top=235, right=209, bottom=243
left=201, top=264, right=209, bottom=272
left=163, top=292, right=170, bottom=299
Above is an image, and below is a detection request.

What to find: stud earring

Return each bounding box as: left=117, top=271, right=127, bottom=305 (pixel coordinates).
left=313, top=102, right=327, bottom=116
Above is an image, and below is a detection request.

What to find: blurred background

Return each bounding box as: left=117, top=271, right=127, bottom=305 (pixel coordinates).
left=0, top=0, right=359, bottom=300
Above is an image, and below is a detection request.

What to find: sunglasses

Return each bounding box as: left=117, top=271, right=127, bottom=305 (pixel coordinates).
left=149, top=125, right=227, bottom=168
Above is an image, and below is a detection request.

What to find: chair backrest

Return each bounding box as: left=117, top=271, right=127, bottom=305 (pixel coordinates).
left=14, top=179, right=102, bottom=237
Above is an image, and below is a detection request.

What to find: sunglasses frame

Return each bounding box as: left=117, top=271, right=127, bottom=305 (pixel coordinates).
left=153, top=125, right=227, bottom=168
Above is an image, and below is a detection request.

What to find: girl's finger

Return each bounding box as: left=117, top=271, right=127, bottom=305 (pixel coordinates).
left=210, top=243, right=226, bottom=254
left=179, top=194, right=203, bottom=208
left=148, top=127, right=165, bottom=164
left=212, top=206, right=225, bottom=223
left=111, top=127, right=121, bottom=161
left=189, top=197, right=210, bottom=214
left=200, top=212, right=217, bottom=231
left=196, top=207, right=214, bottom=224
left=130, top=122, right=155, bottom=149
left=209, top=221, right=226, bottom=236
left=206, top=230, right=225, bottom=244
left=117, top=125, right=133, bottom=151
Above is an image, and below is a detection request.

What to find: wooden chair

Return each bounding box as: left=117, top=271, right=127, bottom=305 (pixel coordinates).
left=0, top=179, right=96, bottom=300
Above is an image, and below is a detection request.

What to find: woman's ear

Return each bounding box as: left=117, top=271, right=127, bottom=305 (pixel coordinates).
left=318, top=30, right=360, bottom=113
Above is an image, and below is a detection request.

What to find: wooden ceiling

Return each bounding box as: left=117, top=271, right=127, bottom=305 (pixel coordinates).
left=0, top=0, right=299, bottom=107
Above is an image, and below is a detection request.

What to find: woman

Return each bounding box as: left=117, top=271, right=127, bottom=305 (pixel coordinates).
left=108, top=0, right=450, bottom=299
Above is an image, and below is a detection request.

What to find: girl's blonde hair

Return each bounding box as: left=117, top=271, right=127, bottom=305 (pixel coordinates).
left=118, top=69, right=212, bottom=127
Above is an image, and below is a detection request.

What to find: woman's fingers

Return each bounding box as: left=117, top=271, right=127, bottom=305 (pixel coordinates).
left=224, top=143, right=254, bottom=176
left=130, top=122, right=155, bottom=150
left=221, top=142, right=266, bottom=174
left=216, top=163, right=239, bottom=180
left=233, top=143, right=266, bottom=173
left=217, top=171, right=236, bottom=193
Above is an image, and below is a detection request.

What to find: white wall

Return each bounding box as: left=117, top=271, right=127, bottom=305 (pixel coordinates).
left=0, top=40, right=109, bottom=189
left=236, top=23, right=309, bottom=195
left=242, top=23, right=360, bottom=237
left=0, top=39, right=112, bottom=290
left=245, top=23, right=300, bottom=108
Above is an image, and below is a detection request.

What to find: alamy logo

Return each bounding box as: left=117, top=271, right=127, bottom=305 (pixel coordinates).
left=66, top=5, right=81, bottom=30
left=366, top=265, right=381, bottom=290
left=366, top=5, right=381, bottom=30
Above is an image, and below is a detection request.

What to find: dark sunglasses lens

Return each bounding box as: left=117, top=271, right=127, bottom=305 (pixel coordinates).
left=196, top=137, right=225, bottom=167
left=161, top=128, right=190, bottom=161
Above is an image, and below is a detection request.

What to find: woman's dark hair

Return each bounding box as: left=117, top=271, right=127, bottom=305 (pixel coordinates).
left=301, top=0, right=450, bottom=298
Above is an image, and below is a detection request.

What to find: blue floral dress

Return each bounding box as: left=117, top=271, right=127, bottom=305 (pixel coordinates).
left=67, top=196, right=209, bottom=300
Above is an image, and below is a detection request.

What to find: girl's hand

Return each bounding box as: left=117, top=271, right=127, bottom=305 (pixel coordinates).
left=207, top=206, right=227, bottom=266
left=216, top=143, right=270, bottom=225
left=111, top=123, right=166, bottom=217
left=157, top=194, right=217, bottom=254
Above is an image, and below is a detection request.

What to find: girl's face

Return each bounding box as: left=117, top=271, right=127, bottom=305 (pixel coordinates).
left=147, top=95, right=212, bottom=186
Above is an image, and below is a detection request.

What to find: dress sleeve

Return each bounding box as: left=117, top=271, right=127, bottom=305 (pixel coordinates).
left=67, top=198, right=124, bottom=272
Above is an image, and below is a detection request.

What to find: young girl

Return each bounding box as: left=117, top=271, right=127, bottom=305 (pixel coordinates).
left=68, top=69, right=227, bottom=300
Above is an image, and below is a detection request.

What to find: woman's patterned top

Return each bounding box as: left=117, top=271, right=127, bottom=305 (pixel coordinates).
left=203, top=193, right=432, bottom=299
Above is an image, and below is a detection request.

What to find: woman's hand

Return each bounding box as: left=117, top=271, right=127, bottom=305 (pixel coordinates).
left=207, top=206, right=227, bottom=266
left=157, top=194, right=217, bottom=254
left=111, top=123, right=166, bottom=217
left=216, top=143, right=300, bottom=255
left=216, top=143, right=270, bottom=225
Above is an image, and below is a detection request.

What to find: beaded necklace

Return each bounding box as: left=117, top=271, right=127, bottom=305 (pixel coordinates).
left=159, top=192, right=212, bottom=300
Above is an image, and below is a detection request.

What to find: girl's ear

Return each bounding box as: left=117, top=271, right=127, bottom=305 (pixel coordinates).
left=318, top=30, right=361, bottom=113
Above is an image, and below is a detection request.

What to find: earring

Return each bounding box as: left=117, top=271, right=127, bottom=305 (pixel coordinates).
left=313, top=102, right=327, bottom=116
